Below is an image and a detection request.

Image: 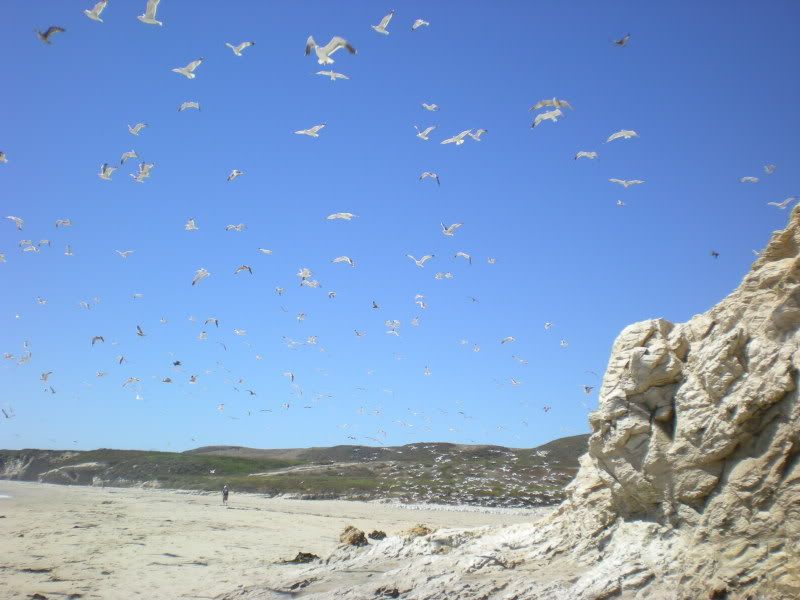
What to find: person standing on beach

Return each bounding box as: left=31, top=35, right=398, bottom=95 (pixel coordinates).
left=222, top=484, right=229, bottom=507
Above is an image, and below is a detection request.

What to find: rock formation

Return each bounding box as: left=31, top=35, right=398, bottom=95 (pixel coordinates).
left=220, top=209, right=800, bottom=599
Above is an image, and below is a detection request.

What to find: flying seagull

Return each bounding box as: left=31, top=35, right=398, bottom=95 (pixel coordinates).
left=295, top=124, right=325, bottom=137
left=120, top=150, right=138, bottom=164
left=115, top=249, right=134, bottom=258
left=419, top=171, right=440, bottom=185
left=372, top=10, right=395, bottom=35
left=227, top=169, right=244, bottom=182
left=178, top=101, right=200, bottom=112
left=441, top=222, right=462, bottom=237
left=6, top=216, right=24, bottom=230
left=136, top=325, right=145, bottom=337
left=530, top=98, right=573, bottom=111
left=84, top=1, right=108, bottom=22
left=500, top=336, right=515, bottom=344
left=739, top=176, right=759, bottom=184
left=532, top=109, right=562, bottom=127
left=441, top=130, right=472, bottom=145
left=767, top=197, right=797, bottom=209
left=91, top=336, right=104, bottom=346
left=226, top=41, right=255, bottom=56
left=137, top=0, right=163, bottom=26
left=609, top=178, right=644, bottom=188
left=316, top=70, right=348, bottom=81
left=574, top=151, right=598, bottom=160
left=326, top=212, right=357, bottom=220
left=606, top=129, right=639, bottom=142
left=192, top=268, right=210, bottom=286
left=454, top=251, right=472, bottom=264
left=332, top=256, right=356, bottom=267
left=0, top=151, right=6, bottom=163
left=98, top=163, right=117, bottom=181
left=764, top=164, right=777, bottom=175
left=613, top=33, right=631, bottom=47
left=422, top=103, right=438, bottom=111
left=305, top=35, right=356, bottom=65
left=225, top=223, right=245, bottom=231
left=468, top=129, right=487, bottom=141
left=411, top=19, right=429, bottom=31
left=172, top=58, right=203, bottom=79
left=407, top=254, right=434, bottom=268
left=415, top=125, right=436, bottom=141
left=233, top=265, right=253, bottom=275
left=128, top=123, right=147, bottom=136
left=36, top=26, right=65, bottom=44
left=184, top=218, right=198, bottom=231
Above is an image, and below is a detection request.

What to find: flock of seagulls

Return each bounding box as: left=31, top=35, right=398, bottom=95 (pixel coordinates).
left=1, top=2, right=789, bottom=451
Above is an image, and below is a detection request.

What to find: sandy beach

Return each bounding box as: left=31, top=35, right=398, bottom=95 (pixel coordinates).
left=0, top=481, right=546, bottom=599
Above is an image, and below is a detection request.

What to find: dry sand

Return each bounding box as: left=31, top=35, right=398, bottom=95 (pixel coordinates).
left=0, top=481, right=545, bottom=599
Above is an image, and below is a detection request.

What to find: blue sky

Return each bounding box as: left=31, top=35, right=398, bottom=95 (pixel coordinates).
left=1, top=1, right=798, bottom=452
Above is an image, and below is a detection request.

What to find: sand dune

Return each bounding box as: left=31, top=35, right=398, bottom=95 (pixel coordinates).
left=0, top=481, right=546, bottom=599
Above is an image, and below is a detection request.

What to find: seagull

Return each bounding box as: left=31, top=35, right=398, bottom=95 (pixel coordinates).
left=120, top=150, right=138, bottom=164
left=204, top=317, right=219, bottom=328
left=328, top=291, right=336, bottom=299
left=115, top=250, right=134, bottom=258
left=233, top=328, right=246, bottom=336
left=0, top=151, right=6, bottom=163
left=226, top=41, right=255, bottom=56
left=411, top=18, right=429, bottom=31
left=441, top=130, right=472, bottom=145
left=609, top=178, right=644, bottom=188
left=560, top=339, right=569, bottom=348
left=227, top=169, right=244, bottom=182
left=423, top=366, right=431, bottom=376
left=185, top=217, right=198, bottom=231
left=178, top=101, right=200, bottom=112
left=122, top=377, right=140, bottom=388
left=613, top=33, right=631, bottom=47
left=434, top=272, right=454, bottom=280
left=582, top=385, right=594, bottom=394
left=36, top=26, right=65, bottom=44
left=371, top=10, right=395, bottom=35
left=41, top=371, right=52, bottom=382
left=6, top=216, right=24, bottom=230
left=500, top=336, right=515, bottom=344
left=767, top=197, right=797, bottom=209
left=332, top=256, right=356, bottom=267
left=225, top=223, right=246, bottom=231
left=440, top=222, right=462, bottom=237
left=574, top=151, right=598, bottom=160
left=257, top=248, right=272, bottom=255
left=422, top=103, right=438, bottom=111
left=137, top=0, right=163, bottom=26
left=275, top=287, right=284, bottom=295
left=454, top=251, right=472, bottom=264
left=283, top=371, right=295, bottom=383
left=372, top=300, right=380, bottom=309
left=295, top=124, right=325, bottom=137
left=764, top=164, right=777, bottom=175
left=606, top=129, right=639, bottom=142
left=468, top=129, right=487, bottom=141
left=326, top=212, right=357, bottom=220
left=711, top=250, right=720, bottom=259
left=739, top=176, right=759, bottom=184
left=233, top=265, right=253, bottom=275
left=305, top=35, right=356, bottom=65
left=136, top=325, right=145, bottom=337
left=419, top=171, right=440, bottom=185
left=415, top=125, right=436, bottom=140
left=98, top=163, right=117, bottom=180
left=130, top=162, right=154, bottom=183
left=616, top=200, right=626, bottom=207
left=84, top=1, right=107, bottom=22
left=544, top=322, right=553, bottom=330
left=316, top=70, right=349, bottom=81
left=532, top=109, right=562, bottom=127
left=530, top=98, right=573, bottom=111
left=64, top=243, right=74, bottom=254
left=192, top=268, right=210, bottom=286
left=128, top=123, right=147, bottom=136
left=171, top=57, right=204, bottom=80
left=407, top=254, right=434, bottom=268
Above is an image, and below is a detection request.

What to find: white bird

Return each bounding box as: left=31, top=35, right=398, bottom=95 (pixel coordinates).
left=487, top=257, right=497, bottom=264
left=332, top=256, right=355, bottom=267
left=84, top=1, right=108, bottom=22
left=178, top=101, right=200, bottom=112
left=192, top=268, right=210, bottom=286
left=227, top=169, right=244, bottom=182
left=739, top=176, right=759, bottom=184
left=115, top=249, right=134, bottom=258
left=440, top=222, right=462, bottom=237
left=316, top=70, right=349, bottom=81
left=500, top=336, right=515, bottom=344
left=130, top=162, right=154, bottom=183
left=371, top=10, right=395, bottom=35
left=283, top=371, right=295, bottom=382
left=419, top=171, right=440, bottom=185
left=764, top=164, right=777, bottom=175
left=225, top=41, right=255, bottom=56
left=137, top=0, right=162, bottom=26
left=530, top=98, right=573, bottom=111
left=434, top=271, right=454, bottom=280
left=295, top=124, right=325, bottom=137
left=407, top=254, right=434, bottom=268
left=225, top=223, right=246, bottom=231
left=326, top=212, right=357, bottom=221
left=411, top=18, right=429, bottom=31
left=532, top=109, right=562, bottom=127
left=120, top=150, right=138, bottom=164
left=544, top=322, right=553, bottom=330
left=257, top=248, right=273, bottom=255
left=136, top=325, right=145, bottom=337
left=6, top=216, right=24, bottom=230
left=609, top=178, right=644, bottom=188
left=560, top=339, right=569, bottom=348
left=328, top=291, right=336, bottom=299
left=454, top=251, right=472, bottom=264
left=616, top=200, right=626, bottom=207
left=422, top=103, right=438, bottom=111
left=0, top=151, right=6, bottom=163
left=423, top=366, right=431, bottom=376
left=574, top=151, right=598, bottom=160
left=172, top=58, right=203, bottom=79
left=441, top=130, right=472, bottom=145
left=185, top=217, right=198, bottom=231
left=128, top=123, right=147, bottom=136
left=614, top=33, right=631, bottom=47
left=122, top=377, right=140, bottom=387
left=98, top=163, right=117, bottom=180
left=305, top=35, right=356, bottom=65
left=468, top=129, right=487, bottom=141
left=233, top=265, right=252, bottom=275
left=606, top=129, right=639, bottom=142
left=415, top=125, right=436, bottom=140
left=767, top=197, right=797, bottom=209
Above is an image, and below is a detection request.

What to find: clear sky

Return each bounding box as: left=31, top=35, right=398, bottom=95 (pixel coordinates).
left=1, top=1, right=798, bottom=452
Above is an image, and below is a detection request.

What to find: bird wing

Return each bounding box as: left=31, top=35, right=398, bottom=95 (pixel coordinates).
left=186, top=59, right=203, bottom=71
left=529, top=99, right=553, bottom=111
left=145, top=0, right=160, bottom=19
left=606, top=131, right=621, bottom=142
left=323, top=36, right=356, bottom=56
left=609, top=178, right=625, bottom=185
left=378, top=11, right=394, bottom=29
left=45, top=26, right=66, bottom=37
left=305, top=36, right=316, bottom=55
